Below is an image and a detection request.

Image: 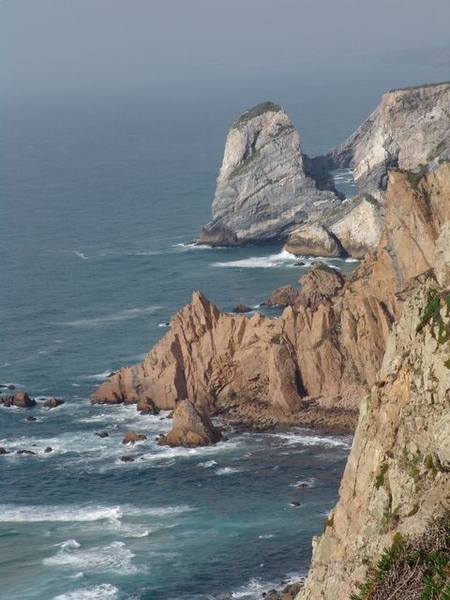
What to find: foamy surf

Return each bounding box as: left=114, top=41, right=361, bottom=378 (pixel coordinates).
left=62, top=306, right=162, bottom=327
left=213, top=249, right=299, bottom=269
left=53, top=583, right=119, bottom=600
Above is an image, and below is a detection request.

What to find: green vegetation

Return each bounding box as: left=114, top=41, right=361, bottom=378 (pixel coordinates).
left=428, top=140, right=448, bottom=163
left=233, top=101, right=283, bottom=128
left=416, top=289, right=450, bottom=345
left=351, top=511, right=450, bottom=600
left=270, top=333, right=282, bottom=345
left=407, top=164, right=428, bottom=190
left=375, top=463, right=389, bottom=489
left=398, top=447, right=423, bottom=483
left=229, top=148, right=261, bottom=179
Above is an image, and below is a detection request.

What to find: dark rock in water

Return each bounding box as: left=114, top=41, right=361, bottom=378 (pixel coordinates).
left=137, top=397, right=160, bottom=415
left=0, top=383, right=15, bottom=390
left=122, top=430, right=147, bottom=444
left=26, top=416, right=37, bottom=422
left=17, top=449, right=36, bottom=455
left=44, top=447, right=53, bottom=453
left=294, top=261, right=305, bottom=266
left=0, top=391, right=36, bottom=408
left=0, top=447, right=8, bottom=455
left=261, top=285, right=300, bottom=307
left=44, top=397, right=65, bottom=409
left=158, top=399, right=226, bottom=447
left=263, top=582, right=303, bottom=600
left=120, top=455, right=135, bottom=462
left=96, top=431, right=109, bottom=438
left=233, top=304, right=252, bottom=313
left=289, top=501, right=301, bottom=507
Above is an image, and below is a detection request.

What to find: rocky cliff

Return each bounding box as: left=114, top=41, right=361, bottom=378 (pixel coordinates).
left=297, top=236, right=450, bottom=599
left=93, top=163, right=450, bottom=437
left=199, top=101, right=342, bottom=246
left=329, top=81, right=450, bottom=200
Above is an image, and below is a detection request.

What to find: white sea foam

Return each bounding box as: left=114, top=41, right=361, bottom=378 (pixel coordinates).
left=174, top=241, right=219, bottom=250
left=231, top=573, right=306, bottom=599
left=44, top=540, right=139, bottom=575
left=62, top=306, right=162, bottom=327
left=53, top=583, right=119, bottom=600
left=290, top=477, right=317, bottom=489
left=0, top=504, right=122, bottom=523
left=57, top=539, right=82, bottom=550
left=197, top=459, right=218, bottom=468
left=213, top=250, right=298, bottom=269
left=215, top=466, right=244, bottom=476
left=79, top=371, right=114, bottom=381
left=267, top=431, right=352, bottom=450
left=73, top=251, right=88, bottom=260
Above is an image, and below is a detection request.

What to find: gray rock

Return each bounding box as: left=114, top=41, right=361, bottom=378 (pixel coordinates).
left=200, top=102, right=342, bottom=246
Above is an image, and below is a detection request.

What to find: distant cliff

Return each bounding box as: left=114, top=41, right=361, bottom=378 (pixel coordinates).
left=329, top=81, right=450, bottom=200
left=199, top=101, right=342, bottom=246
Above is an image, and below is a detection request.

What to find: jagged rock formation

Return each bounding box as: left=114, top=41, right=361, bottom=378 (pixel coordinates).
left=157, top=400, right=225, bottom=447
left=92, top=163, right=450, bottom=434
left=329, top=81, right=450, bottom=199
left=199, top=102, right=342, bottom=246
left=297, top=233, right=450, bottom=599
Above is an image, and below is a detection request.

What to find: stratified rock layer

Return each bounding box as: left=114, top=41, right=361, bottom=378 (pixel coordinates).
left=330, top=82, right=450, bottom=198
left=200, top=102, right=341, bottom=246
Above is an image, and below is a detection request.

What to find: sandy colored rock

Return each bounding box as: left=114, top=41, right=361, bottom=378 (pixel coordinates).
left=284, top=224, right=342, bottom=257
left=122, top=430, right=147, bottom=444
left=260, top=285, right=300, bottom=307
left=44, top=397, right=64, bottom=409
left=158, top=400, right=225, bottom=447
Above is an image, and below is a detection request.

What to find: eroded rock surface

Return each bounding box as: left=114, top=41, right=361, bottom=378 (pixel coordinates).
left=157, top=400, right=225, bottom=447
left=200, top=102, right=341, bottom=246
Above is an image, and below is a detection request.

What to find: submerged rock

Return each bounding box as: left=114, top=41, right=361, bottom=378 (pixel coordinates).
left=44, top=397, right=65, bottom=409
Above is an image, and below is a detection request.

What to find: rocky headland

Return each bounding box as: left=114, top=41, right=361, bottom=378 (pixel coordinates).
left=199, top=83, right=450, bottom=260
left=90, top=86, right=450, bottom=598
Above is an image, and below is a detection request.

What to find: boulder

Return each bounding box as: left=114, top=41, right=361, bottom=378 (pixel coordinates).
left=44, top=397, right=65, bottom=409
left=261, top=285, right=300, bottom=307
left=122, top=430, right=147, bottom=444
left=233, top=304, right=252, bottom=313
left=0, top=447, right=8, bottom=455
left=284, top=224, right=343, bottom=258
left=0, top=392, right=36, bottom=408
left=158, top=400, right=225, bottom=448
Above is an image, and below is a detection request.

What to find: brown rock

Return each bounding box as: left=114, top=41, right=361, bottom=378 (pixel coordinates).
left=136, top=397, right=160, bottom=415
left=0, top=392, right=37, bottom=408
left=233, top=304, right=252, bottom=313
left=158, top=400, right=226, bottom=447
left=261, top=285, right=300, bottom=307
left=122, top=430, right=147, bottom=444
left=44, top=397, right=65, bottom=409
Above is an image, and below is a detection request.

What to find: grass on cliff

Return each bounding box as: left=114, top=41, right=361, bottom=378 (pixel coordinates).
left=233, top=101, right=283, bottom=128
left=351, top=511, right=450, bottom=600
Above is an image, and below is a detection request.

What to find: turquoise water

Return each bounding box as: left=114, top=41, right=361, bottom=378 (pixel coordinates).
left=1, top=64, right=448, bottom=599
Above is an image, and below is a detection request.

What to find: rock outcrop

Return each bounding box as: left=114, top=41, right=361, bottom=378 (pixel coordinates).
left=93, top=163, right=450, bottom=433
left=297, top=236, right=450, bottom=599
left=199, top=102, right=342, bottom=246
left=157, top=400, right=225, bottom=447
left=0, top=391, right=36, bottom=408
left=329, top=81, right=450, bottom=199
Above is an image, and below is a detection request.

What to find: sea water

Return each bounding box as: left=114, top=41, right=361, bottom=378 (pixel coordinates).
left=1, top=64, right=448, bottom=599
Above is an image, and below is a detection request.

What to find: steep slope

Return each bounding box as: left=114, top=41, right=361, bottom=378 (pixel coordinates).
left=297, top=250, right=450, bottom=599
left=199, top=101, right=342, bottom=246
left=329, top=82, right=450, bottom=199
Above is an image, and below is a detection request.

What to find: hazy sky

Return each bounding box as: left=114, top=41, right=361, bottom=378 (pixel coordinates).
left=2, top=0, right=449, bottom=98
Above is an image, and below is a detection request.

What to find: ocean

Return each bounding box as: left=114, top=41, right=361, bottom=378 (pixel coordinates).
left=1, top=62, right=448, bottom=600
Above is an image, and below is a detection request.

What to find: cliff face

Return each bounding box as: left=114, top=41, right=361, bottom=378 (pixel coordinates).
left=296, top=162, right=450, bottom=599
left=330, top=82, right=450, bottom=199
left=199, top=102, right=341, bottom=246
left=93, top=163, right=450, bottom=435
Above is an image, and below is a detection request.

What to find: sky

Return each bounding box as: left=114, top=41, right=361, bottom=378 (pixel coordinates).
left=1, top=0, right=449, bottom=100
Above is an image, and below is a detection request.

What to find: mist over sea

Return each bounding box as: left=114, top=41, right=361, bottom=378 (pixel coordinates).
left=1, top=62, right=448, bottom=599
